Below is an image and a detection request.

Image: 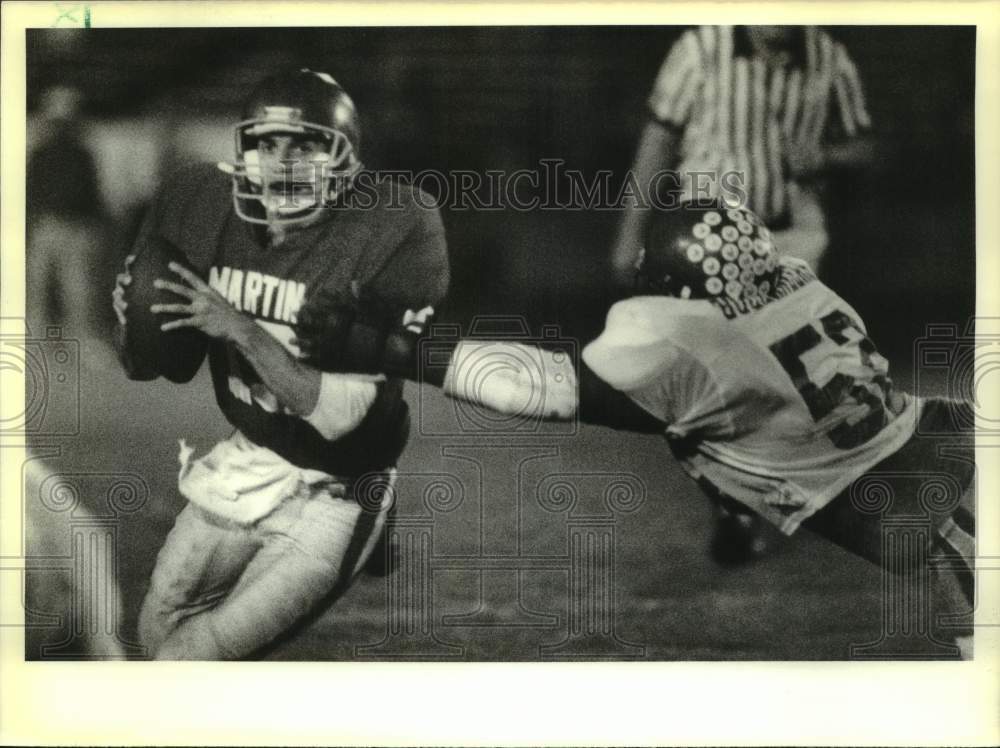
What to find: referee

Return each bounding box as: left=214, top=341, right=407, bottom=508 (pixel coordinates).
left=612, top=26, right=874, bottom=285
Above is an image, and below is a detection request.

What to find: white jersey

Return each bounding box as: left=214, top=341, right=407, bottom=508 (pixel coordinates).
left=582, top=259, right=918, bottom=534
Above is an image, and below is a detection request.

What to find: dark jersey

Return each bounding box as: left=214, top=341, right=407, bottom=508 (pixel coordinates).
left=130, top=164, right=449, bottom=477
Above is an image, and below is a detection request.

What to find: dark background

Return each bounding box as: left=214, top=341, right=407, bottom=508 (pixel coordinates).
left=28, top=25, right=976, bottom=364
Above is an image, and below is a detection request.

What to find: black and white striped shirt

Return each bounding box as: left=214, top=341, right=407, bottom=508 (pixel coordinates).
left=648, top=26, right=871, bottom=225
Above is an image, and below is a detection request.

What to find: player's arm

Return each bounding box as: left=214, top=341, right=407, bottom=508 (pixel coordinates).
left=442, top=340, right=579, bottom=421
left=294, top=294, right=667, bottom=433
left=577, top=359, right=668, bottom=433
left=153, top=263, right=376, bottom=440
left=440, top=337, right=666, bottom=432
left=152, top=262, right=319, bottom=415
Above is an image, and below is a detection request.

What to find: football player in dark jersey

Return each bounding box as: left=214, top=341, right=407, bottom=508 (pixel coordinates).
left=112, top=69, right=449, bottom=660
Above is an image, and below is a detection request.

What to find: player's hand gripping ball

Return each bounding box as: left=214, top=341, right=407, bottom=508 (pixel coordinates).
left=114, top=237, right=209, bottom=383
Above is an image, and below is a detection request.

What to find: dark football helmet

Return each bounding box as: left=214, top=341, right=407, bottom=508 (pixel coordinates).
left=638, top=199, right=780, bottom=303
left=220, top=68, right=363, bottom=227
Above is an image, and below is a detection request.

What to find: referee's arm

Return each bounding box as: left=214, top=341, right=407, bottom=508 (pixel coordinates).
left=610, top=121, right=682, bottom=289
left=824, top=137, right=876, bottom=171
left=791, top=41, right=876, bottom=179
left=611, top=31, right=702, bottom=290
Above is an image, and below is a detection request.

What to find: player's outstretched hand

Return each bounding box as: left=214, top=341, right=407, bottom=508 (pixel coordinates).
left=112, top=254, right=136, bottom=326
left=293, top=286, right=360, bottom=369
left=294, top=286, right=443, bottom=382
left=294, top=286, right=408, bottom=369
left=151, top=262, right=254, bottom=343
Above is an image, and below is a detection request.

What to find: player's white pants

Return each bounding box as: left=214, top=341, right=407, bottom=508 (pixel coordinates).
left=138, top=442, right=393, bottom=660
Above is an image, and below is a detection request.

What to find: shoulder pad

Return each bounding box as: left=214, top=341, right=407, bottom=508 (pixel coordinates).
left=584, top=297, right=707, bottom=391
left=336, top=175, right=446, bottom=291
left=152, top=163, right=231, bottom=273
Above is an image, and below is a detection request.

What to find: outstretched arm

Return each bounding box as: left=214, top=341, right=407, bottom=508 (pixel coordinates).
left=446, top=340, right=667, bottom=433
left=293, top=291, right=668, bottom=434
left=441, top=341, right=578, bottom=421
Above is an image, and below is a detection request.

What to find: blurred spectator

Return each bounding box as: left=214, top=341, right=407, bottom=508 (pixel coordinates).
left=27, top=85, right=114, bottom=365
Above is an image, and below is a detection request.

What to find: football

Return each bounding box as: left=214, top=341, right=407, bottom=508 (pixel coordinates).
left=122, top=236, right=209, bottom=383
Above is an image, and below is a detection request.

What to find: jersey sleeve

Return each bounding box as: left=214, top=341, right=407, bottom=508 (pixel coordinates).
left=366, top=189, right=450, bottom=310
left=647, top=29, right=704, bottom=128
left=581, top=300, right=679, bottom=392
left=828, top=42, right=872, bottom=139
left=128, top=162, right=231, bottom=272
left=577, top=361, right=668, bottom=433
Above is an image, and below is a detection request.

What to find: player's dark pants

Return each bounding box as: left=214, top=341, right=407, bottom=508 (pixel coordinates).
left=802, top=398, right=976, bottom=646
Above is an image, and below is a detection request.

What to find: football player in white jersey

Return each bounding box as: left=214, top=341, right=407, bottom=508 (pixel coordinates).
left=306, top=198, right=975, bottom=657
left=611, top=26, right=878, bottom=567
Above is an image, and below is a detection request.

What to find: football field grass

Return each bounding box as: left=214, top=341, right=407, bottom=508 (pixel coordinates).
left=23, top=353, right=957, bottom=661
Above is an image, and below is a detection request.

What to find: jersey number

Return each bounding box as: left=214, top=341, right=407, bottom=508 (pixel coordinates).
left=226, top=346, right=285, bottom=414
left=226, top=321, right=300, bottom=414
left=769, top=309, right=893, bottom=450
